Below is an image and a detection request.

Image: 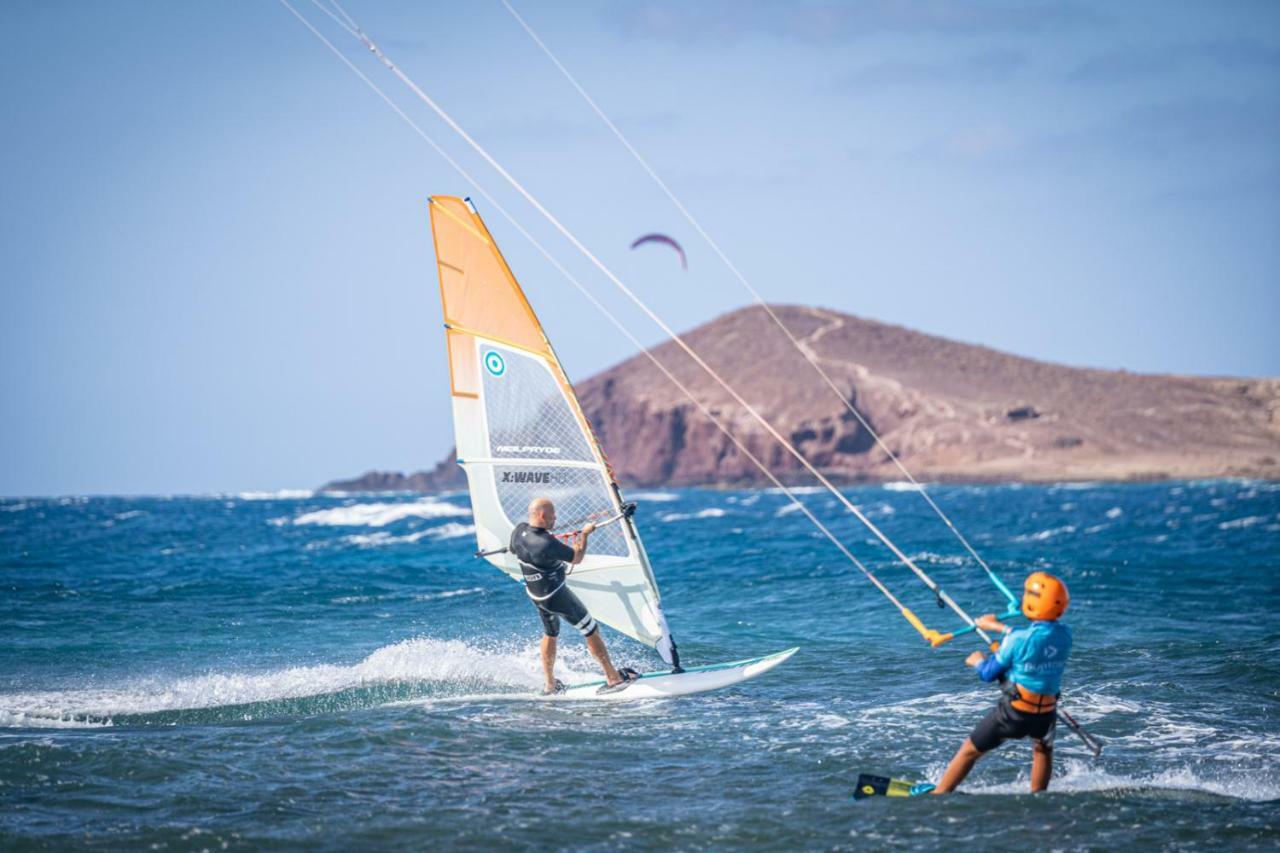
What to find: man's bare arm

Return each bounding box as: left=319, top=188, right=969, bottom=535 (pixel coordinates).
left=570, top=522, right=596, bottom=565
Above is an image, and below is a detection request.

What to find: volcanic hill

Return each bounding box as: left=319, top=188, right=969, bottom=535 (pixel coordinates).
left=324, top=305, right=1280, bottom=490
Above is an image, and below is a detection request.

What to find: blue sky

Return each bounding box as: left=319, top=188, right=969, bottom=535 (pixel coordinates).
left=2, top=1, right=1277, bottom=495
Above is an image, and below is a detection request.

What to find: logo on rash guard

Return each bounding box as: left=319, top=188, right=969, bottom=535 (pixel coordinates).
left=502, top=471, right=551, bottom=484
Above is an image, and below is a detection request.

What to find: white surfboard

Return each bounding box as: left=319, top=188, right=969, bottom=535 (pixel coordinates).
left=555, top=647, right=798, bottom=701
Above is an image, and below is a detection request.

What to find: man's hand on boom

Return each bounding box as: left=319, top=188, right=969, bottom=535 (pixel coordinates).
left=570, top=522, right=595, bottom=565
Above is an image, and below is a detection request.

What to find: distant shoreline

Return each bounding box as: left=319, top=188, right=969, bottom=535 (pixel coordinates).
left=6, top=476, right=1280, bottom=502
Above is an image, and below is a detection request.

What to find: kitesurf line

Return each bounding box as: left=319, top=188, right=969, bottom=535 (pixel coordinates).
left=283, top=2, right=1099, bottom=751
left=283, top=0, right=993, bottom=649
left=499, top=0, right=1021, bottom=618
left=277, top=0, right=935, bottom=644
left=284, top=0, right=995, bottom=649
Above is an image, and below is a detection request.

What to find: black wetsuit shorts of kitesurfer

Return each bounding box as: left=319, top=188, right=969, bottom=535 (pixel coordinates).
left=509, top=522, right=597, bottom=639
left=969, top=695, right=1057, bottom=752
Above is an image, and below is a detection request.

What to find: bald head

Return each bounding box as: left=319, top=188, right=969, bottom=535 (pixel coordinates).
left=528, top=497, right=556, bottom=528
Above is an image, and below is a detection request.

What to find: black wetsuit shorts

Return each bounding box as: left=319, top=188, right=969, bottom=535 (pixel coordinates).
left=509, top=522, right=598, bottom=638
left=969, top=697, right=1057, bottom=752
left=531, top=584, right=597, bottom=639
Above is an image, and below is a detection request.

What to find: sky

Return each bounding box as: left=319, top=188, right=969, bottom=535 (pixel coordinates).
left=1, top=0, right=1277, bottom=496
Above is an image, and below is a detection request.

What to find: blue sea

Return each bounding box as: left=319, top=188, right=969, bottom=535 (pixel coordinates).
left=2, top=481, right=1278, bottom=850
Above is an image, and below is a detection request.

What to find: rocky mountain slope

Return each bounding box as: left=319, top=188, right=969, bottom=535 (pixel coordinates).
left=324, top=305, right=1280, bottom=490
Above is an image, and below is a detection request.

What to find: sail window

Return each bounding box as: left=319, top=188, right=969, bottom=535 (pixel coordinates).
left=480, top=344, right=595, bottom=463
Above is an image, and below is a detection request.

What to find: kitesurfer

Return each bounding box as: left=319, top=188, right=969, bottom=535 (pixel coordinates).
left=933, top=572, right=1072, bottom=793
left=510, top=497, right=638, bottom=695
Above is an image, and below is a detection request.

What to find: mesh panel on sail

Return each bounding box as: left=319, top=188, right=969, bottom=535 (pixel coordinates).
left=480, top=344, right=594, bottom=462
left=491, top=464, right=629, bottom=558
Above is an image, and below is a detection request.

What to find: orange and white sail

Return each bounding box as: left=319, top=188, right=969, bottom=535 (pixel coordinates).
left=428, top=196, right=674, bottom=662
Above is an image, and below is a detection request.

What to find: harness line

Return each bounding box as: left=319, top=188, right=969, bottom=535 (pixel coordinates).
left=280, top=0, right=991, bottom=647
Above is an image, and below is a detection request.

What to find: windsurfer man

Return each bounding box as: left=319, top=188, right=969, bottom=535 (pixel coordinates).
left=510, top=497, right=638, bottom=695
left=933, top=572, right=1073, bottom=793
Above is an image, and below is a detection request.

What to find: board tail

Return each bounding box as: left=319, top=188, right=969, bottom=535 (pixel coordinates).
left=852, top=774, right=935, bottom=799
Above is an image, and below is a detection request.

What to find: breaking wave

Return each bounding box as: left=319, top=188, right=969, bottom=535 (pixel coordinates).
left=237, top=489, right=315, bottom=501
left=285, top=498, right=470, bottom=528
left=341, top=523, right=476, bottom=548
left=659, top=507, right=727, bottom=522
left=0, top=637, right=559, bottom=729
left=628, top=491, right=680, bottom=502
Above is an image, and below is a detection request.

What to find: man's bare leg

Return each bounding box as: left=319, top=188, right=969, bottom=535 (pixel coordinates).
left=933, top=738, right=985, bottom=794
left=584, top=631, right=622, bottom=685
left=1030, top=741, right=1053, bottom=792
left=540, top=635, right=558, bottom=692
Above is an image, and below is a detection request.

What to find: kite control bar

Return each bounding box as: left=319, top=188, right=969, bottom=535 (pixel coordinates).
left=474, top=502, right=638, bottom=559
left=925, top=606, right=1024, bottom=648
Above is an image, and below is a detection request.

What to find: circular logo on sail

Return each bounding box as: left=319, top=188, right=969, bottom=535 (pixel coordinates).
left=484, top=351, right=506, bottom=377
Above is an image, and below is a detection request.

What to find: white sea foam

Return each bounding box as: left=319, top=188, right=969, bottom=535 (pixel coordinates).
left=627, top=491, right=679, bottom=502
left=0, top=637, right=549, bottom=728
left=775, top=502, right=804, bottom=517
left=331, top=587, right=487, bottom=605
left=1012, top=524, right=1077, bottom=542
left=342, top=532, right=429, bottom=548
left=425, top=522, right=475, bottom=539
left=1218, top=515, right=1272, bottom=530
left=855, top=683, right=1280, bottom=802
left=966, top=759, right=1280, bottom=802
left=341, top=523, right=476, bottom=548
left=290, top=499, right=470, bottom=528
left=882, top=482, right=925, bottom=492
left=1105, top=507, right=1123, bottom=519
left=412, top=587, right=486, bottom=602
left=907, top=551, right=966, bottom=567
left=659, top=507, right=727, bottom=522
left=237, top=489, right=315, bottom=501
left=1, top=502, right=30, bottom=512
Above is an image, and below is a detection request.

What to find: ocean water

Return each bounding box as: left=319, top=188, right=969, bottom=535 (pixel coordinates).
left=2, top=481, right=1278, bottom=850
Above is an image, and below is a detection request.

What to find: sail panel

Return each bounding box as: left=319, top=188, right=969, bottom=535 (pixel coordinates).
left=431, top=199, right=546, bottom=355
left=445, top=329, right=480, bottom=397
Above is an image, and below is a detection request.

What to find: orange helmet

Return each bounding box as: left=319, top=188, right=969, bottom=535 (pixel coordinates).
left=1022, top=571, right=1069, bottom=621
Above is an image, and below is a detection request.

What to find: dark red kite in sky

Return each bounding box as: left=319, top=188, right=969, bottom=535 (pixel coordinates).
left=629, top=233, right=687, bottom=270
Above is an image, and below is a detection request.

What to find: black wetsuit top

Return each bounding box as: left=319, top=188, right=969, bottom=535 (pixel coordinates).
left=509, top=522, right=574, bottom=599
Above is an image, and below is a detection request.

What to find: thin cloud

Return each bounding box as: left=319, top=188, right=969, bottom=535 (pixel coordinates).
left=1070, top=38, right=1280, bottom=83
left=1098, top=97, right=1280, bottom=160
left=902, top=97, right=1280, bottom=170
left=837, top=49, right=1027, bottom=88
left=1148, top=168, right=1280, bottom=207
left=472, top=110, right=682, bottom=143
left=609, top=1, right=1101, bottom=44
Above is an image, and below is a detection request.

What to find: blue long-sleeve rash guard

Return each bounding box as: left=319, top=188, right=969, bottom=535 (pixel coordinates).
left=975, top=621, right=1072, bottom=693
left=976, top=653, right=1008, bottom=682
